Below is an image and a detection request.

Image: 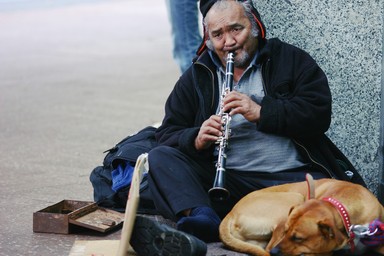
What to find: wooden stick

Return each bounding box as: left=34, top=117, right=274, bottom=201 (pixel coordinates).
left=117, top=153, right=149, bottom=256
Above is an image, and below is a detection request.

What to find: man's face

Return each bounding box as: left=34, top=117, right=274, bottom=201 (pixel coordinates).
left=206, top=1, right=258, bottom=68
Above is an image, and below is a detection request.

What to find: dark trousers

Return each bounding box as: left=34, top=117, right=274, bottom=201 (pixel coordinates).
left=148, top=145, right=329, bottom=220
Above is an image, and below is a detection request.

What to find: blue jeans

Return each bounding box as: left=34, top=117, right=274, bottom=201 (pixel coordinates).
left=165, top=0, right=202, bottom=73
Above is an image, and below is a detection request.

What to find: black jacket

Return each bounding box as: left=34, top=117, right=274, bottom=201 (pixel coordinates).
left=156, top=38, right=366, bottom=186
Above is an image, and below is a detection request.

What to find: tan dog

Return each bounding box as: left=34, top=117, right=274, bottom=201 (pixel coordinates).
left=219, top=175, right=384, bottom=256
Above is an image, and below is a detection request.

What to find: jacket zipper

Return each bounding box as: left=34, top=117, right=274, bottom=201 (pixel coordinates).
left=261, top=58, right=334, bottom=179
left=260, top=60, right=269, bottom=95
left=195, top=61, right=217, bottom=111
left=293, top=139, right=334, bottom=178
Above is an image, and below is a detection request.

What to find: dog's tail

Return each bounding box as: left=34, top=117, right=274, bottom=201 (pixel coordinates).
left=219, top=214, right=270, bottom=256
left=306, top=173, right=315, bottom=200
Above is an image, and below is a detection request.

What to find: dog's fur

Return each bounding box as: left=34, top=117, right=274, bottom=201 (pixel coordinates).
left=219, top=175, right=384, bottom=256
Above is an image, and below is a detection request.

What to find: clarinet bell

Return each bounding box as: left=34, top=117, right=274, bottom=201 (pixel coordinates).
left=208, top=186, right=230, bottom=201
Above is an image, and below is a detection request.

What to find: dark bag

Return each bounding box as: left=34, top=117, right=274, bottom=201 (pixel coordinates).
left=89, top=126, right=158, bottom=213
left=297, top=134, right=367, bottom=187
left=322, top=136, right=366, bottom=186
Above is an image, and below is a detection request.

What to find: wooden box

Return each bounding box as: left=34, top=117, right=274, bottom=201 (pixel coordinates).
left=33, top=200, right=125, bottom=234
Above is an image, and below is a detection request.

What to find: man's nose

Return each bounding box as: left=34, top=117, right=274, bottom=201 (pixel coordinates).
left=224, top=33, right=236, bottom=47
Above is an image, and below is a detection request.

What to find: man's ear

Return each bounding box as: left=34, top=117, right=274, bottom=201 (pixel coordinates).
left=266, top=218, right=287, bottom=251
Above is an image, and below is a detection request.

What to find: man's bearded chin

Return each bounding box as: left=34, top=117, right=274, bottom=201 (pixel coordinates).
left=233, top=50, right=251, bottom=68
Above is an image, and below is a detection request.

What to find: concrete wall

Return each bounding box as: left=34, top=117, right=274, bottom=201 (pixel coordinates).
left=254, top=0, right=383, bottom=200
left=380, top=12, right=384, bottom=203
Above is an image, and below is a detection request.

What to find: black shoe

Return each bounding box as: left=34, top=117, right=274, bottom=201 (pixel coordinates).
left=130, top=215, right=207, bottom=256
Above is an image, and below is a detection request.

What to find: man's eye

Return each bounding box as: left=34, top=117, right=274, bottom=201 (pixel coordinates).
left=232, top=27, right=243, bottom=33
left=212, top=34, right=222, bottom=40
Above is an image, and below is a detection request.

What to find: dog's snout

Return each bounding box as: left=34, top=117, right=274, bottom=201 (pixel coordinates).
left=269, top=247, right=282, bottom=256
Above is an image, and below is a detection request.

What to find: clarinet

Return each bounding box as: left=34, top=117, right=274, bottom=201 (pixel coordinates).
left=208, top=52, right=234, bottom=201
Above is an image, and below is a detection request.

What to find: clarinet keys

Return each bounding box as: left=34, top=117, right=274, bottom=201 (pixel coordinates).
left=209, top=52, right=234, bottom=201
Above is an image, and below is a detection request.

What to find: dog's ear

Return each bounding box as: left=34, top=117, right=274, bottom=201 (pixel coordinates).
left=305, top=173, right=315, bottom=200
left=318, top=220, right=335, bottom=239
left=317, top=219, right=347, bottom=247
left=266, top=218, right=287, bottom=251
left=287, top=205, right=296, bottom=215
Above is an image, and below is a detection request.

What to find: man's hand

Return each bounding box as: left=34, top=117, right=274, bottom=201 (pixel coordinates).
left=223, top=91, right=261, bottom=122
left=195, top=92, right=261, bottom=151
left=195, top=115, right=222, bottom=151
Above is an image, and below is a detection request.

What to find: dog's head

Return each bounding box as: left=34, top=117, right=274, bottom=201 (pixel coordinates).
left=268, top=199, right=349, bottom=256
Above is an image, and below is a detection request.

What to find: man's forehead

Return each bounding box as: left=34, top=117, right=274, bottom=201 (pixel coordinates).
left=206, top=4, right=249, bottom=32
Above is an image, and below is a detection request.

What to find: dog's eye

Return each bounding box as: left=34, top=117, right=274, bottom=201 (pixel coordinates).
left=291, top=235, right=304, bottom=242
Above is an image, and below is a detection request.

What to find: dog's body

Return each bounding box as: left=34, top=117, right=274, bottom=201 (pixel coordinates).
left=219, top=176, right=384, bottom=256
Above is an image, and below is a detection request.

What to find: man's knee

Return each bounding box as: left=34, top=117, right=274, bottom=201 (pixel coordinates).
left=148, top=145, right=179, bottom=167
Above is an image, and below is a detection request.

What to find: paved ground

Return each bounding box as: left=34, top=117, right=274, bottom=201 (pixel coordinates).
left=0, top=1, right=382, bottom=256
left=0, top=0, right=178, bottom=255
left=0, top=1, right=248, bottom=255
